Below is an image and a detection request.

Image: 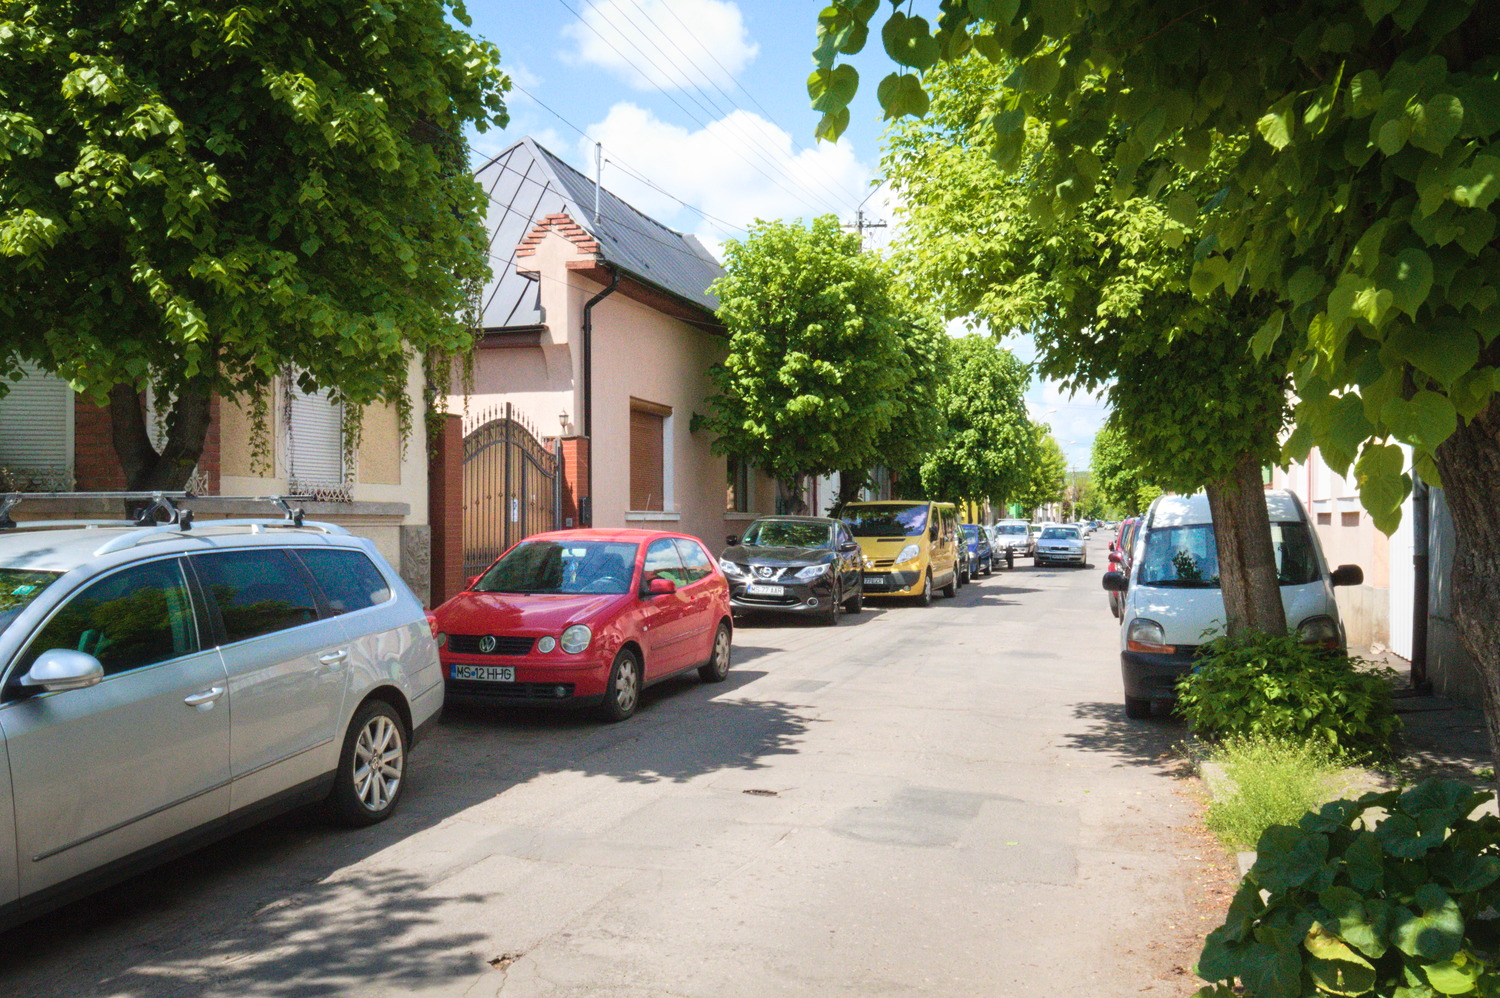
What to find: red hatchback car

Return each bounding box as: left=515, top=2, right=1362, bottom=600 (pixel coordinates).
left=430, top=529, right=733, bottom=721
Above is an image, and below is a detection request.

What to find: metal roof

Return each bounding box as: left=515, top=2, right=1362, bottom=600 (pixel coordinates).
left=472, top=137, right=723, bottom=329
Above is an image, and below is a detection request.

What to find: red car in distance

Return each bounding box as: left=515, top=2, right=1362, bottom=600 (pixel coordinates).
left=1107, top=516, right=1142, bottom=619
left=430, top=529, right=732, bottom=721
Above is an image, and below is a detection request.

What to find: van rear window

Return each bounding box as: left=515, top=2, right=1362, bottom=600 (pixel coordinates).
left=1136, top=522, right=1320, bottom=588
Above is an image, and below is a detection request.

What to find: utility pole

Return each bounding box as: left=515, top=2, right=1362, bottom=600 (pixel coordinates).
left=846, top=207, right=887, bottom=250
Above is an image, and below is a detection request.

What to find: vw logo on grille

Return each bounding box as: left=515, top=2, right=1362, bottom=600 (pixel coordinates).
left=755, top=566, right=776, bottom=579
left=478, top=635, right=497, bottom=654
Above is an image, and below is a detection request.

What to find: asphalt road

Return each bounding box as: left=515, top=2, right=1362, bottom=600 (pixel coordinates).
left=0, top=542, right=1226, bottom=997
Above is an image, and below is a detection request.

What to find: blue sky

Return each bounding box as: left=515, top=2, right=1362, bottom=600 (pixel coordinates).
left=463, top=0, right=1109, bottom=469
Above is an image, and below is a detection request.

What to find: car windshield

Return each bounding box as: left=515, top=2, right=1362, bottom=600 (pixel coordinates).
left=962, top=524, right=980, bottom=540
left=740, top=520, right=833, bottom=549
left=1136, top=521, right=1320, bottom=588
left=474, top=540, right=639, bottom=595
left=1040, top=527, right=1079, bottom=540
left=842, top=503, right=928, bottom=537
left=997, top=524, right=1027, bottom=535
left=0, top=568, right=63, bottom=637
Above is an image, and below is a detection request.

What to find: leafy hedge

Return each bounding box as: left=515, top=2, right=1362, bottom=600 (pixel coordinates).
left=1194, top=779, right=1500, bottom=998
left=1176, top=632, right=1401, bottom=761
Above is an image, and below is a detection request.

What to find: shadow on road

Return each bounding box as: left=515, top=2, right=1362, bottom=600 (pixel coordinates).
left=732, top=605, right=890, bottom=628
left=0, top=665, right=817, bottom=993
left=1061, top=700, right=1193, bottom=776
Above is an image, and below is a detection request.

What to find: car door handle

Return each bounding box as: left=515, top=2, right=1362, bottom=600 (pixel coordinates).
left=184, top=687, right=225, bottom=707
left=318, top=650, right=348, bottom=666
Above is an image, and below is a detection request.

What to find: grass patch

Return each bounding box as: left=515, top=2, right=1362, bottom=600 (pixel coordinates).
left=1203, top=735, right=1352, bottom=850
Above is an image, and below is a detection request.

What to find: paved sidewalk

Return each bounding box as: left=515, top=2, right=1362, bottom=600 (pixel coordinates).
left=1393, top=693, right=1494, bottom=784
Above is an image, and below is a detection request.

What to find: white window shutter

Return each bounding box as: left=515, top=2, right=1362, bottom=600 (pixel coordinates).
left=0, top=362, right=73, bottom=488
left=286, top=382, right=346, bottom=496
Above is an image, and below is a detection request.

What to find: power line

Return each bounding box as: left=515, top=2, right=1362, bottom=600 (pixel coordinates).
left=553, top=0, right=851, bottom=218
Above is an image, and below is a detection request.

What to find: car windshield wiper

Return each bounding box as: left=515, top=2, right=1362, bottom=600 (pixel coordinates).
left=1141, top=578, right=1220, bottom=588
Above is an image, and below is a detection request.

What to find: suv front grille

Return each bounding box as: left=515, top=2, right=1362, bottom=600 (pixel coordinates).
left=448, top=634, right=536, bottom=656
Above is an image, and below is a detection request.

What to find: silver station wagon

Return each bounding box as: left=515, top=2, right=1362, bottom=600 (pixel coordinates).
left=0, top=494, right=443, bottom=927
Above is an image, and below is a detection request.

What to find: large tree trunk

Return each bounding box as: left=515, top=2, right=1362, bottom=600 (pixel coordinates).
left=776, top=475, right=808, bottom=515
left=834, top=469, right=868, bottom=510
left=108, top=380, right=213, bottom=491
left=1206, top=452, right=1288, bottom=638
left=1432, top=391, right=1500, bottom=764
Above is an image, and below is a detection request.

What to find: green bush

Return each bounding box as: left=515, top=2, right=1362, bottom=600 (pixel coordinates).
left=1194, top=779, right=1500, bottom=998
left=1206, top=736, right=1351, bottom=850
left=1176, top=632, right=1401, bottom=761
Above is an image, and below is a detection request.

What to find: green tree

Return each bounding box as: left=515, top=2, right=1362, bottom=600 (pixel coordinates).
left=697, top=215, right=918, bottom=510
left=811, top=0, right=1500, bottom=751
left=1090, top=422, right=1163, bottom=518
left=835, top=303, right=950, bottom=507
left=1012, top=424, right=1066, bottom=519
left=0, top=0, right=509, bottom=489
left=884, top=56, right=1293, bottom=634
left=917, top=334, right=1033, bottom=507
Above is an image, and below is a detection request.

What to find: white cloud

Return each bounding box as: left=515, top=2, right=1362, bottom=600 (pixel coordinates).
left=580, top=102, right=871, bottom=248
left=561, top=0, right=758, bottom=92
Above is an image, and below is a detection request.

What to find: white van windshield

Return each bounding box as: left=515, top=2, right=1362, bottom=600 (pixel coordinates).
left=1136, top=522, right=1320, bottom=588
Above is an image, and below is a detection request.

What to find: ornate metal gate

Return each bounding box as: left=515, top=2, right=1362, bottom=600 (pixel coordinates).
left=462, top=404, right=562, bottom=579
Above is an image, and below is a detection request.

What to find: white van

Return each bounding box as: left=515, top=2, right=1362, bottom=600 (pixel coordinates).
left=1101, top=489, right=1364, bottom=719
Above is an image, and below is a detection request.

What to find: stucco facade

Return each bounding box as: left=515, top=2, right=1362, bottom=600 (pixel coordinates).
left=461, top=219, right=776, bottom=552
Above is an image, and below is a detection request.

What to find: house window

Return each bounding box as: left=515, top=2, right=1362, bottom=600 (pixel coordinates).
left=284, top=374, right=348, bottom=499
left=0, top=361, right=74, bottom=490
left=727, top=456, right=750, bottom=512
left=629, top=398, right=671, bottom=512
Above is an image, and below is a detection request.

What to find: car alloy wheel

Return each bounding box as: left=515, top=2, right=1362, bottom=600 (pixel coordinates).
left=327, top=699, right=407, bottom=826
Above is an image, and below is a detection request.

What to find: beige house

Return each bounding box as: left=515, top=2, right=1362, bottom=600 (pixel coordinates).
left=0, top=362, right=434, bottom=604
left=461, top=137, right=776, bottom=550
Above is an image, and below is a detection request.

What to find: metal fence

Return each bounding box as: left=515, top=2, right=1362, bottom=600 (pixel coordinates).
left=462, top=404, right=562, bottom=579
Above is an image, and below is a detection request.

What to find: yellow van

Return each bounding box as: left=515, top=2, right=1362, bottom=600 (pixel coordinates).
left=840, top=500, right=963, bottom=605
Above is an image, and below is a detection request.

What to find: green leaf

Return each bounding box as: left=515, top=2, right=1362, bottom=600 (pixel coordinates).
left=1378, top=116, right=1413, bottom=155
left=1381, top=391, right=1457, bottom=451
left=876, top=72, right=929, bottom=120
left=1319, top=887, right=1392, bottom=959
left=1348, top=70, right=1384, bottom=117
left=1385, top=321, right=1479, bottom=386
left=808, top=64, right=859, bottom=113
left=814, top=106, right=850, bottom=142
left=1392, top=884, right=1464, bottom=962
left=1253, top=825, right=1329, bottom=893
left=1390, top=247, right=1434, bottom=318
left=881, top=13, right=939, bottom=71
left=1409, top=94, right=1463, bottom=154
left=1251, top=310, right=1285, bottom=359
left=1451, top=154, right=1500, bottom=210
left=1189, top=256, right=1227, bottom=297
left=1354, top=442, right=1409, bottom=534
left=969, top=0, right=1021, bottom=24
left=1423, top=955, right=1480, bottom=995
left=1258, top=96, right=1296, bottom=150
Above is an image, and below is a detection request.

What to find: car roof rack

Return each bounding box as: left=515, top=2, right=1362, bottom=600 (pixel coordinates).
left=0, top=491, right=326, bottom=534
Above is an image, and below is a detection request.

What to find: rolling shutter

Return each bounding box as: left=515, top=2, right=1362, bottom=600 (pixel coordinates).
left=0, top=362, right=72, bottom=483
left=287, top=385, right=345, bottom=490
left=629, top=405, right=665, bottom=511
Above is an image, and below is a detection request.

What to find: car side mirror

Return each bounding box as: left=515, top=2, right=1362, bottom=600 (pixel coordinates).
left=1101, top=571, right=1128, bottom=593
left=1108, top=551, right=1123, bottom=565
left=725, top=535, right=739, bottom=547
left=22, top=649, right=105, bottom=693
left=1330, top=564, right=1364, bottom=587
left=647, top=578, right=677, bottom=596
left=840, top=541, right=859, bottom=553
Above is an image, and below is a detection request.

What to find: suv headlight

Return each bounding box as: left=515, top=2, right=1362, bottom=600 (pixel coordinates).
left=718, top=558, right=745, bottom=578
left=1296, top=615, right=1341, bottom=649
left=794, top=563, right=830, bottom=580
left=895, top=543, right=920, bottom=564
left=1126, top=618, right=1173, bottom=653
left=560, top=624, right=593, bottom=654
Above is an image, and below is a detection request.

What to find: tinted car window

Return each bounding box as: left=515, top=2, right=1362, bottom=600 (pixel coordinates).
left=193, top=549, right=320, bottom=643
left=1136, top=521, right=1320, bottom=588
left=20, top=559, right=197, bottom=677
left=843, top=504, right=929, bottom=537
left=643, top=538, right=688, bottom=587
left=740, top=520, right=833, bottom=548
left=474, top=540, right=639, bottom=595
left=1040, top=527, right=1079, bottom=540
left=0, top=568, right=63, bottom=639
left=673, top=539, right=713, bottom=583
left=298, top=548, right=392, bottom=614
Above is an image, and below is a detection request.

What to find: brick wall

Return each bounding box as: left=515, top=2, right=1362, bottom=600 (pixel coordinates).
left=73, top=395, right=222, bottom=492
left=427, top=413, right=465, bottom=607
left=559, top=435, right=590, bottom=528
